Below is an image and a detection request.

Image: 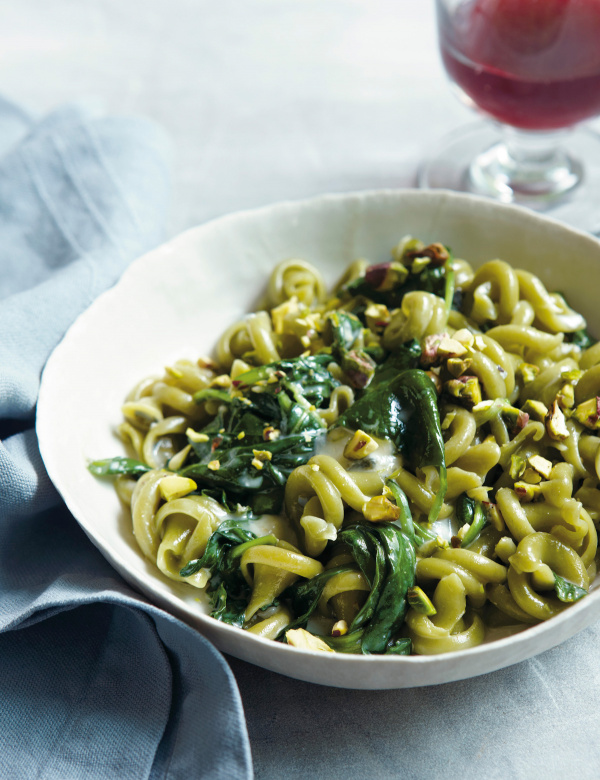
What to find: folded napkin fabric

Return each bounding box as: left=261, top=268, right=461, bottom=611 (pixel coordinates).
left=0, top=97, right=252, bottom=779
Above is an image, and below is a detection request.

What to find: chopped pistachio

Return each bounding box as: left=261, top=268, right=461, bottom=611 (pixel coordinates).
left=407, top=586, right=437, bottom=616
left=473, top=335, right=487, bottom=351
left=509, top=454, right=526, bottom=481
left=310, top=463, right=320, bottom=472
left=210, top=374, right=232, bottom=389
left=556, top=383, right=575, bottom=410
left=528, top=454, right=553, bottom=479
left=331, top=620, right=348, bottom=637
left=521, top=399, right=548, bottom=421
left=562, top=369, right=584, bottom=384
left=437, top=336, right=468, bottom=359
left=197, top=357, right=219, bottom=371
left=517, top=363, right=540, bottom=384
left=444, top=376, right=482, bottom=408
left=207, top=460, right=220, bottom=471
left=411, top=255, right=431, bottom=274
left=521, top=467, right=542, bottom=485
left=252, top=449, right=272, bottom=463
left=341, top=349, right=376, bottom=389
left=285, top=628, right=335, bottom=653
left=262, top=426, right=281, bottom=442
left=572, top=397, right=600, bottom=430
left=502, top=405, right=529, bottom=432
left=186, top=428, right=210, bottom=443
left=364, top=303, right=391, bottom=331
left=447, top=356, right=472, bottom=378
left=514, top=481, right=543, bottom=502
left=403, top=242, right=449, bottom=267
left=452, top=328, right=475, bottom=349
left=545, top=400, right=570, bottom=440
left=343, top=429, right=379, bottom=460
left=363, top=261, right=409, bottom=291
left=421, top=332, right=447, bottom=366
left=159, top=475, right=197, bottom=502
left=362, top=495, right=401, bottom=522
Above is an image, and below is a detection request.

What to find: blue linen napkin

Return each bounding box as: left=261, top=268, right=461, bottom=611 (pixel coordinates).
left=0, top=96, right=253, bottom=779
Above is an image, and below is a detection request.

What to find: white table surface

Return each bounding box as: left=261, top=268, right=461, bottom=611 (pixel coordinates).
left=1, top=0, right=474, bottom=235
left=5, top=2, right=600, bottom=778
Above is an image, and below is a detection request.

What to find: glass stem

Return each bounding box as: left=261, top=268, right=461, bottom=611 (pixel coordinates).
left=468, top=125, right=583, bottom=207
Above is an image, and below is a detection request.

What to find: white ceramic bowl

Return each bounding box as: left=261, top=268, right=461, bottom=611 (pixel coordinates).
left=37, top=189, right=600, bottom=689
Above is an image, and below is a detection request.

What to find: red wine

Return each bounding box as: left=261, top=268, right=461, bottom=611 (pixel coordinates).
left=439, top=0, right=600, bottom=130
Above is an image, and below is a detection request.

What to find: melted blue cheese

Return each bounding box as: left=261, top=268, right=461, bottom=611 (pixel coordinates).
left=316, top=427, right=402, bottom=479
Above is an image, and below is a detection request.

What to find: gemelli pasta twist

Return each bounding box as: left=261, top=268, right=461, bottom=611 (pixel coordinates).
left=90, top=235, right=600, bottom=656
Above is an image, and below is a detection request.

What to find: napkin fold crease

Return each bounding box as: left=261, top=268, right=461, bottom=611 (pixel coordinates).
left=0, top=97, right=253, bottom=779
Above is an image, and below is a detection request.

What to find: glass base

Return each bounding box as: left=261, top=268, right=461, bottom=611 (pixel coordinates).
left=419, top=121, right=600, bottom=234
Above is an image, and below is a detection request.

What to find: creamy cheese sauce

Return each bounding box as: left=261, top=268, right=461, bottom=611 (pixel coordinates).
left=315, top=427, right=403, bottom=480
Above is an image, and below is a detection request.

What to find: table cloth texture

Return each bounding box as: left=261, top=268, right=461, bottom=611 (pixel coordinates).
left=0, top=95, right=252, bottom=780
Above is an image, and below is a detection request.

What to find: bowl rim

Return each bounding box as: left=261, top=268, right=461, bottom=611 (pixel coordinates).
left=37, top=187, right=600, bottom=688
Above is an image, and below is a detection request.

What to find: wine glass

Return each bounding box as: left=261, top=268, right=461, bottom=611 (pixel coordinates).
left=419, top=0, right=600, bottom=233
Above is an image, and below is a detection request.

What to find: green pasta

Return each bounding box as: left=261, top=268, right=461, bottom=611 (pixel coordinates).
left=90, top=236, right=600, bottom=655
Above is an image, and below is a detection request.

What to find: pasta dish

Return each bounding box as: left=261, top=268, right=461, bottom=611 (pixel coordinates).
left=90, top=237, right=600, bottom=655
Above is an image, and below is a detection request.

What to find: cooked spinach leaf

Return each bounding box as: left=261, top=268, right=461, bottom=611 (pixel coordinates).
left=385, top=637, right=412, bottom=655
left=566, top=328, right=595, bottom=350
left=210, top=582, right=248, bottom=627
left=553, top=572, right=587, bottom=603
left=180, top=354, right=340, bottom=513
left=455, top=494, right=487, bottom=548
left=284, top=565, right=357, bottom=631
left=87, top=456, right=151, bottom=478
left=231, top=354, right=339, bottom=408
left=324, top=311, right=377, bottom=388
left=180, top=519, right=256, bottom=577
left=336, top=354, right=447, bottom=521
left=359, top=524, right=415, bottom=654
left=385, top=478, right=439, bottom=547
left=180, top=518, right=261, bottom=626
left=181, top=433, right=319, bottom=514
left=344, top=264, right=447, bottom=309
left=326, top=310, right=363, bottom=353
left=282, top=522, right=415, bottom=654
